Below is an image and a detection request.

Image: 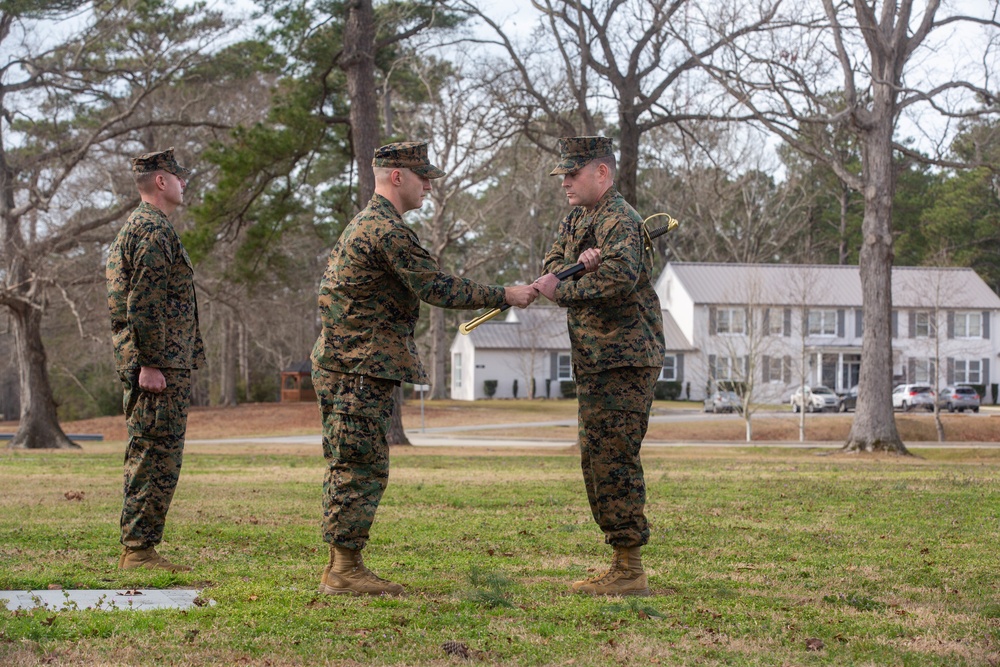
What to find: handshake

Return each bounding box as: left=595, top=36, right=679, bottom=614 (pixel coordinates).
left=503, top=248, right=601, bottom=308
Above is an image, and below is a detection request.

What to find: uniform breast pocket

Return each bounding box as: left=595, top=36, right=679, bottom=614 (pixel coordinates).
left=578, top=226, right=598, bottom=253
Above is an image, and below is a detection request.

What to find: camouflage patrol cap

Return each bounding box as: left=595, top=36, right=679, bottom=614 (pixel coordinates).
left=130, top=147, right=191, bottom=177
left=550, top=136, right=614, bottom=175
left=372, top=141, right=446, bottom=179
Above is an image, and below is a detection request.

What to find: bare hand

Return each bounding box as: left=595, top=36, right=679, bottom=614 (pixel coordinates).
left=533, top=273, right=560, bottom=302
left=504, top=284, right=538, bottom=309
left=139, top=366, right=166, bottom=393
left=577, top=248, right=601, bottom=274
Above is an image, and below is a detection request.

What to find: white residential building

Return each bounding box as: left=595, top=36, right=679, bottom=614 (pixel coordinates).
left=449, top=305, right=693, bottom=400
left=449, top=263, right=1000, bottom=402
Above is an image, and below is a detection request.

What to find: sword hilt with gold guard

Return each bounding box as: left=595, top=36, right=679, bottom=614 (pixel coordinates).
left=458, top=213, right=679, bottom=335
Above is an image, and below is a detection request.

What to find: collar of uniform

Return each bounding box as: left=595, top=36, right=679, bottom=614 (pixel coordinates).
left=581, top=186, right=618, bottom=216
left=371, top=193, right=404, bottom=220
left=137, top=200, right=169, bottom=219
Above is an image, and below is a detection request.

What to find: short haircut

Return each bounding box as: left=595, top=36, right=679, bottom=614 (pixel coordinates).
left=592, top=155, right=617, bottom=178
left=133, top=170, right=159, bottom=193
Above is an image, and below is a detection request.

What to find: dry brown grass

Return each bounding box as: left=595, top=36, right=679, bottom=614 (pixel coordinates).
left=645, top=412, right=1000, bottom=442
left=2, top=399, right=998, bottom=444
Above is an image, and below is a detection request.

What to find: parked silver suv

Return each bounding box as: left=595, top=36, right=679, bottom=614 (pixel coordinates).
left=704, top=390, right=741, bottom=414
left=891, top=384, right=935, bottom=412
left=938, top=386, right=981, bottom=413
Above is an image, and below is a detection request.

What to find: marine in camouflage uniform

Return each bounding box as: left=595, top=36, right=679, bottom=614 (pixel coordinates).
left=312, top=141, right=536, bottom=596
left=535, top=136, right=665, bottom=596
left=106, top=147, right=204, bottom=573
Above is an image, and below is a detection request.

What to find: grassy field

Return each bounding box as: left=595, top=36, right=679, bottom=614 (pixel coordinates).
left=2, top=425, right=999, bottom=666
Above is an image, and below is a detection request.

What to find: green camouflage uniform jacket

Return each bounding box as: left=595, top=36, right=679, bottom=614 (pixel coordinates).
left=311, top=194, right=507, bottom=384
left=107, top=202, right=205, bottom=370
left=542, top=187, right=665, bottom=374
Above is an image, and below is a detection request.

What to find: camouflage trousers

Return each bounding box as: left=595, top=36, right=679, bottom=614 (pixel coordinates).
left=313, top=366, right=396, bottom=552
left=118, top=368, right=191, bottom=549
left=574, top=367, right=659, bottom=548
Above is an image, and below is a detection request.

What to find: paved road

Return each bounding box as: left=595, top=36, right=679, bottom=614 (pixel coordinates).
left=186, top=409, right=1000, bottom=449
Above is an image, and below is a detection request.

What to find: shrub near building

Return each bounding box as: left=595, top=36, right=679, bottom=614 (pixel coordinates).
left=483, top=380, right=498, bottom=398
left=653, top=381, right=682, bottom=400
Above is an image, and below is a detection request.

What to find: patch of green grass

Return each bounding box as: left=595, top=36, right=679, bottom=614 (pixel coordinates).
left=0, top=446, right=998, bottom=666
left=822, top=593, right=888, bottom=613
left=464, top=565, right=516, bottom=609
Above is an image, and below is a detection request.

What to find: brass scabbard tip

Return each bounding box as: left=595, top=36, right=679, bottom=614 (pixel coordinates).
left=459, top=308, right=503, bottom=334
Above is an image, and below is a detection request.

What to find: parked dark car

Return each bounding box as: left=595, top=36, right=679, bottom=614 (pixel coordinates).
left=938, top=386, right=981, bottom=413
left=838, top=385, right=858, bottom=412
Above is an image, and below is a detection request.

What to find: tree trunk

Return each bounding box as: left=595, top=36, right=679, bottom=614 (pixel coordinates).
left=219, top=312, right=237, bottom=406
left=383, top=86, right=394, bottom=137
left=838, top=186, right=850, bottom=265
left=386, top=385, right=411, bottom=446
left=617, top=104, right=641, bottom=206
left=429, top=306, right=448, bottom=399
left=2, top=141, right=76, bottom=450
left=843, top=112, right=908, bottom=454
left=342, top=0, right=379, bottom=205
left=8, top=303, right=78, bottom=450
left=933, top=404, right=945, bottom=442
left=240, top=319, right=250, bottom=402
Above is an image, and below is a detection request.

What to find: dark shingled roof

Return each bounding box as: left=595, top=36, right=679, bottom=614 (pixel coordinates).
left=282, top=360, right=312, bottom=373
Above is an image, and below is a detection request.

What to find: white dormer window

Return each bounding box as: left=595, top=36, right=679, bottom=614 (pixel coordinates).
left=717, top=308, right=746, bottom=335
left=452, top=353, right=462, bottom=388
left=915, top=311, right=932, bottom=338
left=557, top=353, right=573, bottom=380
left=713, top=356, right=743, bottom=380
left=955, top=312, right=982, bottom=338
left=661, top=355, right=676, bottom=381
left=768, top=310, right=784, bottom=336
left=807, top=310, right=837, bottom=336
left=913, top=359, right=934, bottom=383
left=954, top=359, right=982, bottom=384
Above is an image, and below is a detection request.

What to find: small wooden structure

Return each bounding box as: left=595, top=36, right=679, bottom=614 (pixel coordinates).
left=280, top=360, right=315, bottom=402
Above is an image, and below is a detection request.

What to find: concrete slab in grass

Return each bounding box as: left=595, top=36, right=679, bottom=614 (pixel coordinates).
left=1, top=589, right=212, bottom=611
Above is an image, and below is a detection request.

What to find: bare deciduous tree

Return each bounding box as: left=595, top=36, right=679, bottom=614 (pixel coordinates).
left=0, top=1, right=229, bottom=449
left=710, top=269, right=779, bottom=441
left=701, top=0, right=1000, bottom=453
left=897, top=264, right=992, bottom=443
left=784, top=265, right=842, bottom=444
left=459, top=0, right=781, bottom=204
left=638, top=123, right=816, bottom=266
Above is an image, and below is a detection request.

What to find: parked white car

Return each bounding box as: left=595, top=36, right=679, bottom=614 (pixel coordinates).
left=790, top=386, right=840, bottom=413
left=891, top=384, right=935, bottom=411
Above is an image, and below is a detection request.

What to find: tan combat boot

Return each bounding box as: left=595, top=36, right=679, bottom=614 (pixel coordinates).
left=317, top=545, right=336, bottom=594
left=319, top=545, right=404, bottom=597
left=571, top=546, right=650, bottom=596
left=119, top=546, right=192, bottom=573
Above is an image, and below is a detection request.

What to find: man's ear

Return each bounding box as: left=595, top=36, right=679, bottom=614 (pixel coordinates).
left=391, top=169, right=403, bottom=186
